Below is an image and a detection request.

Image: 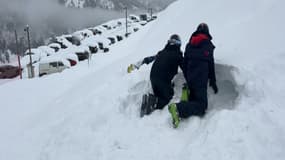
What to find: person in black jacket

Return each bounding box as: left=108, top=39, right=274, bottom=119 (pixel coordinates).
left=129, top=34, right=183, bottom=115
left=168, top=23, right=218, bottom=128
left=150, top=34, right=183, bottom=110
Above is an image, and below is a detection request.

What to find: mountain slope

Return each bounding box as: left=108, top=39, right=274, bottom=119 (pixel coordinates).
left=59, top=0, right=176, bottom=10
left=0, top=0, right=285, bottom=160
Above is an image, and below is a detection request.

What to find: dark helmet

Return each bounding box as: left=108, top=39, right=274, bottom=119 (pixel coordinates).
left=168, top=34, right=181, bottom=47
left=197, top=23, right=209, bottom=34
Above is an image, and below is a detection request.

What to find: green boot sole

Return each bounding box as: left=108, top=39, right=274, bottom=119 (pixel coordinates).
left=168, top=103, right=180, bottom=128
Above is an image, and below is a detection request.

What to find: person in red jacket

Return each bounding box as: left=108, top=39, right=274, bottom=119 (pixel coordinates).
left=168, top=23, right=218, bottom=128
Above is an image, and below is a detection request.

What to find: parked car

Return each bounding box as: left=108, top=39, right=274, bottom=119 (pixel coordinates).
left=71, top=45, right=90, bottom=61
left=116, top=18, right=133, bottom=27
left=39, top=58, right=70, bottom=77
left=21, top=48, right=49, bottom=66
left=0, top=65, right=20, bottom=79
left=151, top=14, right=158, bottom=20
left=101, top=24, right=112, bottom=30
left=139, top=14, right=148, bottom=21
left=107, top=36, right=116, bottom=45
left=55, top=49, right=79, bottom=66
left=48, top=43, right=61, bottom=52
left=129, top=23, right=141, bottom=32
left=129, top=14, right=140, bottom=22
left=88, top=28, right=102, bottom=35
left=48, top=35, right=74, bottom=49
left=81, top=37, right=99, bottom=54
left=116, top=35, right=123, bottom=41
left=94, top=36, right=110, bottom=53
left=64, top=35, right=81, bottom=46
left=102, top=19, right=123, bottom=30
left=37, top=46, right=55, bottom=56
left=73, top=29, right=93, bottom=41
left=139, top=20, right=148, bottom=26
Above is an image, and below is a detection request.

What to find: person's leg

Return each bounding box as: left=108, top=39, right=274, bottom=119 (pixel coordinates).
left=151, top=78, right=173, bottom=110
left=156, top=82, right=174, bottom=109
left=176, top=87, right=208, bottom=118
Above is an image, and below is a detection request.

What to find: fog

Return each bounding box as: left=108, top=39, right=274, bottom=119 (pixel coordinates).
left=0, top=0, right=123, bottom=41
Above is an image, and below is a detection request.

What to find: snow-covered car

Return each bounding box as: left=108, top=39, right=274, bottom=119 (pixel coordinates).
left=48, top=43, right=61, bottom=52
left=21, top=48, right=49, bottom=66
left=107, top=35, right=116, bottom=45
left=139, top=14, right=148, bottom=21
left=102, top=20, right=120, bottom=29
left=88, top=28, right=103, bottom=35
left=55, top=49, right=79, bottom=66
left=101, top=24, right=112, bottom=30
left=116, top=34, right=123, bottom=41
left=39, top=57, right=70, bottom=77
left=129, top=14, right=140, bottom=22
left=81, top=37, right=100, bottom=54
left=48, top=35, right=74, bottom=49
left=70, top=45, right=90, bottom=61
left=129, top=23, right=141, bottom=32
left=62, top=35, right=81, bottom=46
left=93, top=36, right=110, bottom=53
left=139, top=20, right=148, bottom=26
left=116, top=18, right=133, bottom=27
left=151, top=15, right=157, bottom=20
left=37, top=46, right=55, bottom=56
left=72, top=29, right=93, bottom=41
left=92, top=26, right=109, bottom=35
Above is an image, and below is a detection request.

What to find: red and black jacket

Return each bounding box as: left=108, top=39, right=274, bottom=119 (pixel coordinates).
left=183, top=31, right=216, bottom=88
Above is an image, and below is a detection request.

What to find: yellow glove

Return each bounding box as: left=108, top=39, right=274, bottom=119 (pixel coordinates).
left=127, top=64, right=135, bottom=73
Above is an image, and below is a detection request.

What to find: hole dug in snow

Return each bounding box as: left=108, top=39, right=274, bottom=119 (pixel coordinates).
left=170, top=63, right=241, bottom=112
left=208, top=63, right=240, bottom=111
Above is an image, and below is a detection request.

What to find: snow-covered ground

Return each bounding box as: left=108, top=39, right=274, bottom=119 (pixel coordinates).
left=1, top=0, right=285, bottom=160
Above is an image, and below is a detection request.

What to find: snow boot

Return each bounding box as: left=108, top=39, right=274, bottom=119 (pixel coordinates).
left=181, top=83, right=190, bottom=102
left=140, top=94, right=148, bottom=117
left=145, top=93, right=157, bottom=115
left=168, top=103, right=180, bottom=128
left=140, top=94, right=158, bottom=117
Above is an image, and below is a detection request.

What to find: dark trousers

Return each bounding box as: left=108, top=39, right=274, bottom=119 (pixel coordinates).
left=150, top=78, right=174, bottom=110
left=176, top=86, right=208, bottom=118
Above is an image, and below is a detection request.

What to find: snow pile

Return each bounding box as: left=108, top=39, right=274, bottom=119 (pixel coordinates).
left=0, top=0, right=285, bottom=160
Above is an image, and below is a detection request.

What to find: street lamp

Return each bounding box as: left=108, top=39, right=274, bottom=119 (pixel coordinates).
left=24, top=25, right=34, bottom=78
left=124, top=7, right=128, bottom=37
left=14, top=30, right=22, bottom=79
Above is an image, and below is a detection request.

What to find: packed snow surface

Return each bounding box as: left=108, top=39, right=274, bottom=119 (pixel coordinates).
left=1, top=0, right=285, bottom=160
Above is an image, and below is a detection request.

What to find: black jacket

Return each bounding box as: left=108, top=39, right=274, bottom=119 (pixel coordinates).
left=150, top=44, right=183, bottom=83
left=184, top=31, right=216, bottom=88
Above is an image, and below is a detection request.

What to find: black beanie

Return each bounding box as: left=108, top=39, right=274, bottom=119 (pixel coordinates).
left=168, top=34, right=181, bottom=46
left=197, top=23, right=209, bottom=34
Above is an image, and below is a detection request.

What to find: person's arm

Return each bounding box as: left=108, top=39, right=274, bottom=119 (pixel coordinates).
left=207, top=44, right=218, bottom=94
left=208, top=54, right=216, bottom=84
left=133, top=53, right=159, bottom=69
left=141, top=54, right=157, bottom=65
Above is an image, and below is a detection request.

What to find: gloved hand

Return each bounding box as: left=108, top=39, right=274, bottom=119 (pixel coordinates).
left=209, top=81, right=218, bottom=94
left=127, top=64, right=135, bottom=73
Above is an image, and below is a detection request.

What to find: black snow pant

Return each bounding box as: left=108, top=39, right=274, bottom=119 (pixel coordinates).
left=176, top=86, right=208, bottom=118
left=150, top=77, right=174, bottom=110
